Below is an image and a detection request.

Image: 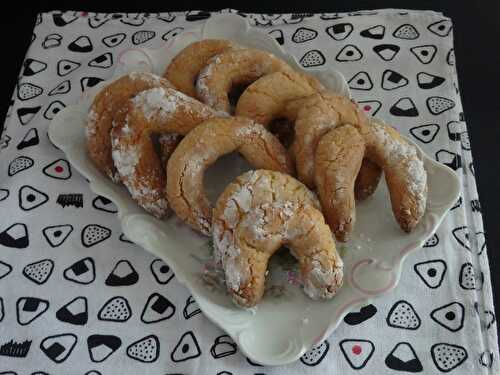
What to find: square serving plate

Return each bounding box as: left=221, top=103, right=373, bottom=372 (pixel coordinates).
left=48, top=13, right=461, bottom=366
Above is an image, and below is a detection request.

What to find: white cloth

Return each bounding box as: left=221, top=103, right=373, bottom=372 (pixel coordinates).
left=0, top=8, right=497, bottom=374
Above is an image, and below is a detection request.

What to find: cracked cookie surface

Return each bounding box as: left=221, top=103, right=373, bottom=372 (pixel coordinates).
left=238, top=85, right=381, bottom=196
left=367, top=119, right=428, bottom=233
left=164, top=39, right=239, bottom=98
left=286, top=91, right=382, bottom=193
left=111, top=87, right=218, bottom=218
left=235, top=70, right=322, bottom=126
left=314, top=125, right=366, bottom=242
left=213, top=169, right=343, bottom=308
left=86, top=72, right=174, bottom=182
left=166, top=117, right=294, bottom=235
left=315, top=119, right=428, bottom=241
left=196, top=48, right=294, bottom=114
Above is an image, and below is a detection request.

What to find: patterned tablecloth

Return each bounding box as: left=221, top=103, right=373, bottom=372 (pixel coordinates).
left=0, top=8, right=498, bottom=375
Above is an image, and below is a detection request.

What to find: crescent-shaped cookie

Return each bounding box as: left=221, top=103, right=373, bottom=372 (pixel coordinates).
left=314, top=125, right=366, bottom=242
left=315, top=119, right=428, bottom=241
left=367, top=119, right=428, bottom=232
left=166, top=117, right=294, bottom=235
left=86, top=72, right=174, bottom=181
left=286, top=92, right=382, bottom=192
left=235, top=70, right=321, bottom=126
left=164, top=39, right=239, bottom=98
left=213, top=169, right=343, bottom=307
left=111, top=87, right=218, bottom=218
left=196, top=48, right=294, bottom=113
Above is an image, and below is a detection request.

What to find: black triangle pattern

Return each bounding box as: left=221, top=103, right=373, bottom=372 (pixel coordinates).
left=162, top=27, right=184, bottom=41
left=102, top=33, right=127, bottom=47
left=49, top=80, right=71, bottom=96
left=348, top=71, right=373, bottom=91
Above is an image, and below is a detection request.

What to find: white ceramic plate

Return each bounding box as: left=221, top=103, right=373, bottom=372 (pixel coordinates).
left=49, top=14, right=461, bottom=366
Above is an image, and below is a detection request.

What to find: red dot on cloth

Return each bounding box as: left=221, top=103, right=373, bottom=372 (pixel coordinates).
left=352, top=345, right=362, bottom=355
left=363, top=105, right=371, bottom=111
left=55, top=166, right=64, bottom=173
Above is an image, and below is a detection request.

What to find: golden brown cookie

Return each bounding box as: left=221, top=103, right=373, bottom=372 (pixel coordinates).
left=164, top=39, right=238, bottom=98
left=86, top=72, right=174, bottom=182
left=286, top=92, right=382, bottom=191
left=235, top=70, right=320, bottom=126
left=366, top=119, right=428, bottom=233
left=314, top=125, right=366, bottom=242
left=111, top=87, right=218, bottom=218
left=196, top=48, right=294, bottom=113
left=213, top=169, right=343, bottom=307
left=166, top=117, right=294, bottom=235
left=314, top=119, right=428, bottom=241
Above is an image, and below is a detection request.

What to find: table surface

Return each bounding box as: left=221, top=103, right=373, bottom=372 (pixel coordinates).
left=1, top=0, right=498, bottom=341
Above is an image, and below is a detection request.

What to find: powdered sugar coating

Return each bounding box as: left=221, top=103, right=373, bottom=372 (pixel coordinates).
left=87, top=72, right=171, bottom=140
left=213, top=170, right=342, bottom=307
left=303, top=257, right=344, bottom=300
left=111, top=129, right=138, bottom=178
left=132, top=87, right=219, bottom=124
left=128, top=71, right=166, bottom=86
left=133, top=87, right=187, bottom=120
left=196, top=52, right=274, bottom=107
left=111, top=125, right=169, bottom=218
left=85, top=108, right=98, bottom=138
left=110, top=86, right=217, bottom=219
left=196, top=56, right=220, bottom=108
left=86, top=71, right=174, bottom=183
left=371, top=120, right=428, bottom=216
left=195, top=49, right=291, bottom=113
